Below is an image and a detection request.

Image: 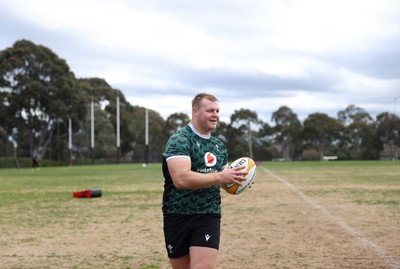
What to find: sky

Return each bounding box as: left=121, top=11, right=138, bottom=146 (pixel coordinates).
left=1, top=0, right=400, bottom=124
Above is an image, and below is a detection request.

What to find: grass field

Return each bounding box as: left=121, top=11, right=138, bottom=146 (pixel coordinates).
left=1, top=161, right=399, bottom=269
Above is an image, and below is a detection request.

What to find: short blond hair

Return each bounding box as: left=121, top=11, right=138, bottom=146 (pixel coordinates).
left=192, top=93, right=218, bottom=108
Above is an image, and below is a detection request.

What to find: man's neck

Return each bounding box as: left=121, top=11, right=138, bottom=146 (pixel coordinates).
left=189, top=122, right=210, bottom=138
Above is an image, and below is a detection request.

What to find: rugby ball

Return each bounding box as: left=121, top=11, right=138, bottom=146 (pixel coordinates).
left=223, top=157, right=257, bottom=195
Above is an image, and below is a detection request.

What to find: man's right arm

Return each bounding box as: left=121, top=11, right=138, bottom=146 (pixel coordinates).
left=167, top=157, right=246, bottom=190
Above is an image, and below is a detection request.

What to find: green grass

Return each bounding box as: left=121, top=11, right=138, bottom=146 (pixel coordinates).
left=266, top=160, right=400, bottom=183
left=265, top=160, right=400, bottom=208
left=0, top=164, right=164, bottom=213
left=1, top=160, right=399, bottom=211
left=0, top=164, right=164, bottom=229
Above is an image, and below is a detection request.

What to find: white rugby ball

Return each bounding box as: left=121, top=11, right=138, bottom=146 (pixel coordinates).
left=223, top=157, right=257, bottom=195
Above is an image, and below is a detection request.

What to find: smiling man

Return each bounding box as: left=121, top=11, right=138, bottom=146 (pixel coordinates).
left=162, top=93, right=245, bottom=269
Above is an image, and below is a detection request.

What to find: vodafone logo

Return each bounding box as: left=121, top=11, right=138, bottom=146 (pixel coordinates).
left=204, top=152, right=217, bottom=167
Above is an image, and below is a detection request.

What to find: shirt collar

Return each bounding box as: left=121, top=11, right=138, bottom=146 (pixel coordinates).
left=188, top=122, right=211, bottom=139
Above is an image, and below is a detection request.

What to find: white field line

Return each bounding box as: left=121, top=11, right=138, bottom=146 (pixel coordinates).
left=260, top=166, right=400, bottom=269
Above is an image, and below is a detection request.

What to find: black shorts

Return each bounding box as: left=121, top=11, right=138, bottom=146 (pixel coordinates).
left=163, top=214, right=221, bottom=259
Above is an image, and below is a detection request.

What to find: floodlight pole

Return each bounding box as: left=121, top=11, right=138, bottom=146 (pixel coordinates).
left=144, top=108, right=149, bottom=165
left=68, top=118, right=72, bottom=166
left=91, top=100, right=95, bottom=165
left=116, top=96, right=121, bottom=164
left=247, top=121, right=254, bottom=160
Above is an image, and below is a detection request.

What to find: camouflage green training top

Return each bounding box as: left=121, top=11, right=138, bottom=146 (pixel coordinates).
left=162, top=123, right=228, bottom=215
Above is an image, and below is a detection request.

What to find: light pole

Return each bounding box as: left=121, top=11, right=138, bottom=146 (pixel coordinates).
left=91, top=100, right=95, bottom=165
left=144, top=108, right=149, bottom=166
left=116, top=96, right=120, bottom=164
left=68, top=118, right=72, bottom=166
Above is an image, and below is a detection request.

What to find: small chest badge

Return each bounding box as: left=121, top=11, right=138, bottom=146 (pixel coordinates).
left=204, top=152, right=217, bottom=167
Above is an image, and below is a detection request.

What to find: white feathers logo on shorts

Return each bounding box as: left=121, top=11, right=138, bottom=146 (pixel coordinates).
left=205, top=152, right=217, bottom=167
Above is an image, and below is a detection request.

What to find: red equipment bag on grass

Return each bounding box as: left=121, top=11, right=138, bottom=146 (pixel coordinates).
left=73, top=189, right=102, bottom=198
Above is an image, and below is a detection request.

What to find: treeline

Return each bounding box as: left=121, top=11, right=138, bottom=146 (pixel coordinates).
left=1, top=40, right=399, bottom=168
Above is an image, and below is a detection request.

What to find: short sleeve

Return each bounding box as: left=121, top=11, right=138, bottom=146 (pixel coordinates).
left=163, top=130, right=191, bottom=159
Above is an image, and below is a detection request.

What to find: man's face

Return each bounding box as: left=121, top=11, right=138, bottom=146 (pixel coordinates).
left=194, top=99, right=220, bottom=132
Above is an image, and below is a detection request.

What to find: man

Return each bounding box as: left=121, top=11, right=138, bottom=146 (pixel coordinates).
left=32, top=147, right=39, bottom=169
left=162, top=93, right=246, bottom=269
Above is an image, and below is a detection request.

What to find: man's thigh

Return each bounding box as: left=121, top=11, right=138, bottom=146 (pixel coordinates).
left=190, top=246, right=218, bottom=269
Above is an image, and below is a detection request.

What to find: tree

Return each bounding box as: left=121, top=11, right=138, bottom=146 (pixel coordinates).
left=302, top=113, right=343, bottom=159
left=142, top=108, right=168, bottom=162
left=271, top=106, right=302, bottom=160
left=229, top=109, right=262, bottom=160
left=338, top=104, right=372, bottom=126
left=78, top=78, right=131, bottom=160
left=165, top=112, right=190, bottom=135
left=338, top=105, right=379, bottom=159
left=376, top=112, right=400, bottom=160
left=0, top=126, right=14, bottom=158
left=0, top=40, right=86, bottom=160
left=77, top=78, right=168, bottom=162
left=73, top=103, right=116, bottom=161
